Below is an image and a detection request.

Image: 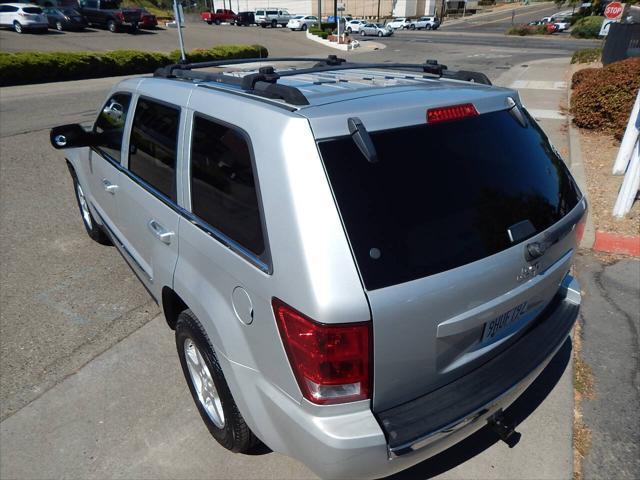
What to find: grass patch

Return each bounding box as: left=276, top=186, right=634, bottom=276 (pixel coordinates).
left=571, top=47, right=602, bottom=64
left=122, top=0, right=172, bottom=17
left=574, top=354, right=595, bottom=397
left=0, top=44, right=268, bottom=86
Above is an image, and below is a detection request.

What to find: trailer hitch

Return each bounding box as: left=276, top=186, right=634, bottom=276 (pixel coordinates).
left=487, top=409, right=521, bottom=448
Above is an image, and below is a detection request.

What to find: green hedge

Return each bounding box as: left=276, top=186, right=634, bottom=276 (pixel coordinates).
left=0, top=44, right=268, bottom=86
left=571, top=16, right=604, bottom=38
left=571, top=58, right=640, bottom=139
left=506, top=24, right=552, bottom=36
left=309, top=27, right=329, bottom=39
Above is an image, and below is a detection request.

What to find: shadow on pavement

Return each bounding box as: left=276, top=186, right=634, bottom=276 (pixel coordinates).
left=385, top=338, right=573, bottom=480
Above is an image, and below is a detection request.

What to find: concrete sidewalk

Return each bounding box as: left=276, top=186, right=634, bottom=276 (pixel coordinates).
left=0, top=314, right=573, bottom=480
left=0, top=59, right=577, bottom=480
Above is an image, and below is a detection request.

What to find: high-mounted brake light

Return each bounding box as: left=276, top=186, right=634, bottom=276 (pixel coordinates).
left=427, top=103, right=479, bottom=124
left=272, top=298, right=371, bottom=405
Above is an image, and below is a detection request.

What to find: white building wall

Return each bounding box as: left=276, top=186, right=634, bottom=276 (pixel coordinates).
left=228, top=0, right=313, bottom=15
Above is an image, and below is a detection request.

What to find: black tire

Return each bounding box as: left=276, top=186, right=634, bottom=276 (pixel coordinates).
left=410, top=24, right=416, bottom=30
left=271, top=19, right=277, bottom=28
left=214, top=18, right=221, bottom=25
left=377, top=30, right=383, bottom=37
left=360, top=29, right=365, bottom=36
left=107, top=19, right=117, bottom=32
left=302, top=23, right=307, bottom=31
left=13, top=21, right=23, bottom=33
left=176, top=310, right=259, bottom=453
left=130, top=22, right=138, bottom=33
left=427, top=25, right=432, bottom=30
left=69, top=168, right=111, bottom=245
left=56, top=21, right=63, bottom=31
left=347, top=26, right=352, bottom=33
left=206, top=20, right=212, bottom=25
left=260, top=23, right=266, bottom=28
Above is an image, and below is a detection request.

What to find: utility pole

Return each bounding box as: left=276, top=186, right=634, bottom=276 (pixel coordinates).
left=377, top=0, right=380, bottom=21
left=334, top=0, right=337, bottom=23
left=318, top=0, right=321, bottom=17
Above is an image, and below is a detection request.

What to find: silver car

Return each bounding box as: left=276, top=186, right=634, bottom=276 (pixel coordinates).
left=50, top=56, right=585, bottom=479
left=360, top=22, right=393, bottom=37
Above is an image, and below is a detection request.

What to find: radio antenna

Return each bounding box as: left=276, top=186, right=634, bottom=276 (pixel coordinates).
left=173, top=0, right=187, bottom=63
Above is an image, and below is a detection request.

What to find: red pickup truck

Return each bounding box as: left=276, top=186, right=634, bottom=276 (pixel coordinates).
left=201, top=9, right=235, bottom=25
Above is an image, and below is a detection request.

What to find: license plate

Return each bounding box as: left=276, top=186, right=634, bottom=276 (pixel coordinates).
left=482, top=301, right=528, bottom=342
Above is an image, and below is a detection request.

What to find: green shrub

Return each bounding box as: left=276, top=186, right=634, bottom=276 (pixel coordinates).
left=0, top=45, right=267, bottom=86
left=571, top=58, right=640, bottom=139
left=309, top=27, right=328, bottom=39
left=320, top=22, right=336, bottom=31
left=506, top=24, right=551, bottom=36
left=570, top=16, right=604, bottom=38
left=571, top=47, right=603, bottom=64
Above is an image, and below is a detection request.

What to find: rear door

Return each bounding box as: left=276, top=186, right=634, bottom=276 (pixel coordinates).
left=316, top=108, right=584, bottom=410
left=116, top=93, right=185, bottom=300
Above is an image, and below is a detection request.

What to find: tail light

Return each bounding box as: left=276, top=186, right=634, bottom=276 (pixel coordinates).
left=427, top=103, right=478, bottom=124
left=272, top=298, right=371, bottom=405
left=116, top=11, right=124, bottom=21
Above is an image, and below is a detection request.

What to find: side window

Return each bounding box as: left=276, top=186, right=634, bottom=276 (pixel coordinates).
left=128, top=98, right=180, bottom=202
left=93, top=93, right=132, bottom=164
left=84, top=0, right=97, bottom=8
left=190, top=115, right=265, bottom=256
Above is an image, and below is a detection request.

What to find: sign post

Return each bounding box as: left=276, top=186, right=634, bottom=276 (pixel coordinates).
left=173, top=0, right=186, bottom=63
left=599, top=2, right=625, bottom=37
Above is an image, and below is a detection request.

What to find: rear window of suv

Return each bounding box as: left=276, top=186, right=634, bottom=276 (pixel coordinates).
left=22, top=7, right=43, bottom=13
left=317, top=109, right=581, bottom=290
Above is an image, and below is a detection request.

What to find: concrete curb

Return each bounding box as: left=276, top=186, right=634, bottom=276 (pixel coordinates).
left=566, top=68, right=640, bottom=257
left=566, top=73, right=597, bottom=250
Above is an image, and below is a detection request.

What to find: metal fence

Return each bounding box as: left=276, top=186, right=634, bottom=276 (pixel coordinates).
left=602, top=23, right=640, bottom=65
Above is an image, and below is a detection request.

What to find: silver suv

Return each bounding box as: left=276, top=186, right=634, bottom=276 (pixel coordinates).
left=50, top=56, right=585, bottom=479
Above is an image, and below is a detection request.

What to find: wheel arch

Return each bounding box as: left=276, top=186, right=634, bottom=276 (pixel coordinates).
left=162, top=286, right=188, bottom=330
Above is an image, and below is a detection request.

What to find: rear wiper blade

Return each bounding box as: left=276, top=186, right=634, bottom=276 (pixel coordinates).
left=348, top=117, right=378, bottom=163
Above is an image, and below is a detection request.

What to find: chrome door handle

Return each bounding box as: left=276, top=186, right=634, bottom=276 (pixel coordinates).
left=148, top=219, right=174, bottom=245
left=102, top=179, right=118, bottom=194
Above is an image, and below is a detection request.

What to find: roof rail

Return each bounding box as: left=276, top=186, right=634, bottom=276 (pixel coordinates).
left=152, top=55, right=492, bottom=107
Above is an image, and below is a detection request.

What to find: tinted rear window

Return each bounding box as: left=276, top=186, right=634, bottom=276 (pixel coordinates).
left=23, top=7, right=43, bottom=13
left=317, top=109, right=580, bottom=290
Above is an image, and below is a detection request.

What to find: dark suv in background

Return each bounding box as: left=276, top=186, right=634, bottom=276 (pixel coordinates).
left=234, top=11, right=254, bottom=26
left=79, top=0, right=141, bottom=32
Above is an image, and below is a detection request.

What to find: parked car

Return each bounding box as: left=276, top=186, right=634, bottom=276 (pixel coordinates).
left=528, top=19, right=558, bottom=32
left=286, top=14, right=318, bottom=31
left=255, top=8, right=291, bottom=27
left=234, top=10, right=254, bottom=26
left=409, top=15, right=440, bottom=30
left=50, top=55, right=584, bottom=480
left=137, top=9, right=157, bottom=29
left=0, top=3, right=48, bottom=33
left=201, top=8, right=235, bottom=25
left=43, top=7, right=87, bottom=31
left=386, top=17, right=411, bottom=29
left=78, top=0, right=141, bottom=32
left=553, top=20, right=569, bottom=31
left=345, top=19, right=365, bottom=32
left=360, top=22, right=393, bottom=36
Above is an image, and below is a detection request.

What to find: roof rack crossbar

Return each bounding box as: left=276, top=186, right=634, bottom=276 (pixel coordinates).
left=153, top=56, right=492, bottom=107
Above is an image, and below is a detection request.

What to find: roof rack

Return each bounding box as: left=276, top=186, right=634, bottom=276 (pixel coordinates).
left=153, top=55, right=492, bottom=107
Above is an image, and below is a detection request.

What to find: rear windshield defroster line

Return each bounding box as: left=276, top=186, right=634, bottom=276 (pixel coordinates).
left=317, top=109, right=581, bottom=290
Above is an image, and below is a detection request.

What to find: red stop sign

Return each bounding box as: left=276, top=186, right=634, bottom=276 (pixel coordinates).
left=604, top=2, right=624, bottom=19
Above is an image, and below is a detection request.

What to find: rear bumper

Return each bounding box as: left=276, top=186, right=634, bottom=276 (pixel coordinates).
left=378, top=274, right=580, bottom=457
left=223, top=275, right=580, bottom=479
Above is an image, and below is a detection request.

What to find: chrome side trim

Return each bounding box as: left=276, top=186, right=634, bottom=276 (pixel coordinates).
left=92, top=206, right=153, bottom=283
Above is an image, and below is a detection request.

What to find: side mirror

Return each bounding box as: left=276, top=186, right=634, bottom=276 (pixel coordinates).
left=50, top=124, right=95, bottom=150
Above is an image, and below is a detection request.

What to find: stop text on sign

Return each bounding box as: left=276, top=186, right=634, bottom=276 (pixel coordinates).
left=604, top=2, right=624, bottom=19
